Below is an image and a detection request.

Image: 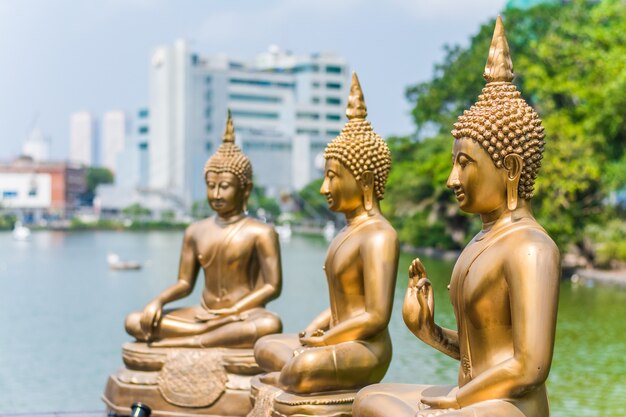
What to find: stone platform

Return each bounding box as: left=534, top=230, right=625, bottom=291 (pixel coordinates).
left=248, top=374, right=356, bottom=417
left=103, top=343, right=262, bottom=417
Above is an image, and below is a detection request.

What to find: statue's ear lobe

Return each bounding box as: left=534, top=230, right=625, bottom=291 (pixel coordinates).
left=244, top=182, right=253, bottom=198
left=359, top=170, right=373, bottom=187
left=503, top=154, right=523, bottom=210
left=359, top=171, right=374, bottom=212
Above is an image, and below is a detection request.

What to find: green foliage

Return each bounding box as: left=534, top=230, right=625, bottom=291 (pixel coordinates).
left=0, top=211, right=16, bottom=230
left=70, top=216, right=188, bottom=231
left=383, top=135, right=476, bottom=249
left=390, top=0, right=625, bottom=260
left=586, top=217, right=626, bottom=266
left=191, top=199, right=213, bottom=220
left=86, top=167, right=114, bottom=194
left=248, top=187, right=281, bottom=219
left=160, top=210, right=176, bottom=222
left=121, top=203, right=152, bottom=219
left=297, top=178, right=337, bottom=222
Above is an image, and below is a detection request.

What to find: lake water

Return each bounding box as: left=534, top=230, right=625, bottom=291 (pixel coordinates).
left=0, top=230, right=624, bottom=416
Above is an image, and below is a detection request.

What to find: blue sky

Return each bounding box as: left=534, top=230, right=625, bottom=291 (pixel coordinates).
left=0, top=0, right=507, bottom=161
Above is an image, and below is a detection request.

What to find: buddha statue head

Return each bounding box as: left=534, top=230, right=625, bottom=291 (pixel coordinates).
left=204, top=110, right=253, bottom=216
left=321, top=72, right=392, bottom=214
left=448, top=16, right=545, bottom=215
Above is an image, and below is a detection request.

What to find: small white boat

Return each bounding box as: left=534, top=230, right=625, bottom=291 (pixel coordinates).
left=276, top=223, right=292, bottom=241
left=108, top=253, right=142, bottom=271
left=323, top=221, right=336, bottom=241
left=12, top=221, right=31, bottom=241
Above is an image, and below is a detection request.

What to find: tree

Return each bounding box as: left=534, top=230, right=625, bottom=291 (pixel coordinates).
left=390, top=0, right=626, bottom=261
left=122, top=203, right=152, bottom=220
left=86, top=167, right=114, bottom=194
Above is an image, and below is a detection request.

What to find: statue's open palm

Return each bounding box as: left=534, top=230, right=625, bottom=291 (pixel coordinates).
left=402, top=258, right=435, bottom=336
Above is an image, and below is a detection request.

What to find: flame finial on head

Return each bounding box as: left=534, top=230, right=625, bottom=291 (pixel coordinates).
left=222, top=109, right=235, bottom=144
left=324, top=72, right=391, bottom=200
left=483, top=16, right=515, bottom=83
left=346, top=72, right=368, bottom=120
left=452, top=16, right=545, bottom=201
left=204, top=110, right=252, bottom=188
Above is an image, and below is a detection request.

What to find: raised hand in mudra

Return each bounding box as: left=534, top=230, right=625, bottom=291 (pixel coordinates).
left=402, top=258, right=435, bottom=339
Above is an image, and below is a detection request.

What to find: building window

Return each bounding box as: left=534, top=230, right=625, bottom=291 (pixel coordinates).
left=28, top=188, right=37, bottom=197
left=138, top=108, right=149, bottom=118
left=312, top=82, right=320, bottom=88
left=231, top=78, right=271, bottom=87
left=293, top=64, right=319, bottom=73
left=231, top=110, right=280, bottom=119
left=326, top=82, right=342, bottom=90
left=326, top=114, right=342, bottom=121
left=206, top=142, right=212, bottom=151
left=139, top=142, right=149, bottom=150
left=326, top=97, right=341, bottom=105
left=326, top=130, right=341, bottom=136
left=205, top=108, right=212, bottom=117
left=230, top=79, right=294, bottom=88
left=206, top=76, right=212, bottom=84
left=2, top=191, right=17, bottom=198
left=206, top=123, right=212, bottom=133
left=297, top=112, right=320, bottom=120
left=326, top=65, right=342, bottom=74
left=243, top=142, right=291, bottom=151
left=138, top=126, right=149, bottom=134
left=205, top=91, right=212, bottom=101
left=297, top=128, right=320, bottom=135
left=229, top=94, right=282, bottom=103
left=311, top=97, right=320, bottom=104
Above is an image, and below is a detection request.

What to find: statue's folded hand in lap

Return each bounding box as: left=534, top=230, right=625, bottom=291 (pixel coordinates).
left=354, top=17, right=560, bottom=417
left=253, top=73, right=399, bottom=397
left=125, top=111, right=282, bottom=348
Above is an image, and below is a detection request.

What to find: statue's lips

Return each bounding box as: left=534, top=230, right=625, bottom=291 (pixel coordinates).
left=454, top=191, right=465, bottom=201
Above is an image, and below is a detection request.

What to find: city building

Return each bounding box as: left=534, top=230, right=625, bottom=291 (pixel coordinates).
left=0, top=157, right=86, bottom=221
left=22, top=127, right=51, bottom=162
left=70, top=111, right=98, bottom=166
left=147, top=41, right=350, bottom=209
left=101, top=111, right=128, bottom=173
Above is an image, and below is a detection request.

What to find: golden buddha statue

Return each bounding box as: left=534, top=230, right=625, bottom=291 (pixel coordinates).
left=104, top=111, right=283, bottom=416
left=249, top=73, right=399, bottom=417
left=353, top=17, right=560, bottom=417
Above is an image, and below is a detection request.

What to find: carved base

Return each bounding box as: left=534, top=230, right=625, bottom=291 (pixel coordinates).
left=103, top=344, right=261, bottom=417
left=249, top=375, right=356, bottom=417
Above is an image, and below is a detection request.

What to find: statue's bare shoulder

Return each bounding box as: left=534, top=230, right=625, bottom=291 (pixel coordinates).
left=183, top=217, right=216, bottom=239
left=502, top=224, right=559, bottom=259
left=242, top=218, right=278, bottom=243
left=361, top=217, right=399, bottom=253
left=500, top=224, right=561, bottom=286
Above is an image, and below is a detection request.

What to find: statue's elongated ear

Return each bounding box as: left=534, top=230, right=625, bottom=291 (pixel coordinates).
left=359, top=171, right=374, bottom=212
left=242, top=181, right=253, bottom=213
left=503, top=154, right=523, bottom=210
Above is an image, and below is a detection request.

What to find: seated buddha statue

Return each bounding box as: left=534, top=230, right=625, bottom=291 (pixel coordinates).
left=125, top=110, right=282, bottom=348
left=354, top=17, right=560, bottom=417
left=103, top=112, right=282, bottom=416
left=250, top=73, right=399, bottom=414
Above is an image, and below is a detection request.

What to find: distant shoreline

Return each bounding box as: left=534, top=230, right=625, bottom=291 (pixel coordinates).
left=3, top=226, right=625, bottom=282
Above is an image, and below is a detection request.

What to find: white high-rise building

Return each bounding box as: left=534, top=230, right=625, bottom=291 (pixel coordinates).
left=22, top=127, right=50, bottom=161
left=70, top=111, right=97, bottom=166
left=101, top=111, right=127, bottom=173
left=148, top=41, right=350, bottom=208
